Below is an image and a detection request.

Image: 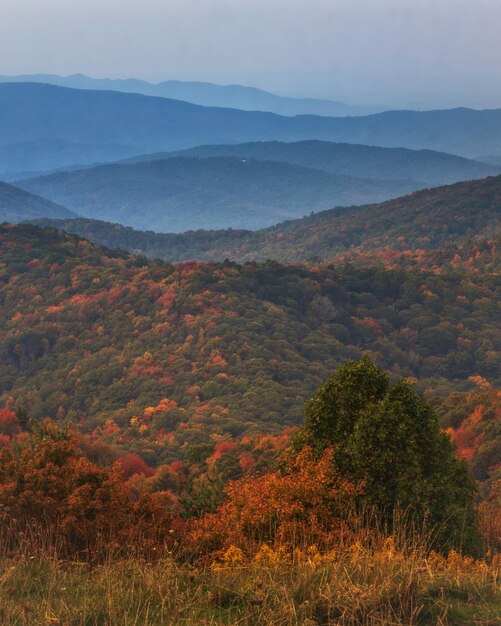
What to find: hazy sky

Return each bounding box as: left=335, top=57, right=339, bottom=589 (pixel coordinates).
left=2, top=0, right=501, bottom=108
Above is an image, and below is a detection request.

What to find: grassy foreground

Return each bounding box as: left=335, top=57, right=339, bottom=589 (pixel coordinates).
left=0, top=544, right=499, bottom=625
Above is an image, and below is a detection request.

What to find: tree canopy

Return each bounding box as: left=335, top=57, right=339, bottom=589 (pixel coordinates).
left=295, top=358, right=482, bottom=554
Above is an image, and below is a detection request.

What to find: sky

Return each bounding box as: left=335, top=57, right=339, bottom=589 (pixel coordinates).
left=1, top=0, right=501, bottom=109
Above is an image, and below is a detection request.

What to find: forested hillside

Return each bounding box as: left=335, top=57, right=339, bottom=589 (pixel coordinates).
left=135, top=140, right=499, bottom=186
left=35, top=174, right=501, bottom=262
left=1, top=224, right=499, bottom=471
left=0, top=181, right=76, bottom=223
left=2, top=5, right=501, bottom=623
left=17, top=156, right=416, bottom=231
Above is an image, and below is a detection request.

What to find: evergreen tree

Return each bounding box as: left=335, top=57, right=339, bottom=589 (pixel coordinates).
left=294, top=357, right=482, bottom=554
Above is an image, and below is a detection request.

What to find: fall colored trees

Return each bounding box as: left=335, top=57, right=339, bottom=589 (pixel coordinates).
left=0, top=421, right=180, bottom=558
left=0, top=409, right=19, bottom=438
left=0, top=361, right=491, bottom=563
left=186, top=360, right=483, bottom=560
left=187, top=447, right=361, bottom=558
left=0, top=225, right=497, bottom=562
left=1, top=224, right=500, bottom=460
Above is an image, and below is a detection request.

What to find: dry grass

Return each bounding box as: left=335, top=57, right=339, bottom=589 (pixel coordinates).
left=0, top=538, right=499, bottom=625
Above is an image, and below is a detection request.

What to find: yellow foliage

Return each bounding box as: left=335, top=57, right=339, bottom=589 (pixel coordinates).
left=253, top=544, right=287, bottom=566
left=224, top=545, right=244, bottom=564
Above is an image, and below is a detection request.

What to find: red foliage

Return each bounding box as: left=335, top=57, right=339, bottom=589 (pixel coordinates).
left=210, top=441, right=238, bottom=461
left=119, top=453, right=155, bottom=480
left=239, top=452, right=256, bottom=472
left=169, top=460, right=186, bottom=474
left=158, top=287, right=176, bottom=310
left=359, top=317, right=383, bottom=336
left=0, top=409, right=19, bottom=437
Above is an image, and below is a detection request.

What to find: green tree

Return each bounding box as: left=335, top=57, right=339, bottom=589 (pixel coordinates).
left=294, top=357, right=482, bottom=554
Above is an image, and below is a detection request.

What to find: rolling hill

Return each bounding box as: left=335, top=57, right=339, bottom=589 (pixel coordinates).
left=1, top=227, right=499, bottom=626
left=17, top=156, right=417, bottom=231
left=33, top=174, right=501, bottom=263
left=0, top=181, right=76, bottom=223
left=127, top=140, right=500, bottom=187
left=3, top=83, right=501, bottom=177
left=0, top=223, right=499, bottom=460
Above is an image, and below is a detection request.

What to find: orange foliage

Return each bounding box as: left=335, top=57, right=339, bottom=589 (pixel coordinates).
left=446, top=405, right=484, bottom=462
left=468, top=375, right=492, bottom=390
left=0, top=435, right=130, bottom=553
left=187, top=447, right=362, bottom=559
left=0, top=427, right=181, bottom=559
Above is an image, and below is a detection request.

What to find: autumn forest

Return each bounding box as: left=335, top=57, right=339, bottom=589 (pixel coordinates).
left=1, top=7, right=501, bottom=620
left=0, top=209, right=499, bottom=622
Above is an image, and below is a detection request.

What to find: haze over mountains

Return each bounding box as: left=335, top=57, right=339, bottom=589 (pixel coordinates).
left=127, top=140, right=500, bottom=186
left=12, top=155, right=416, bottom=232
left=2, top=82, right=501, bottom=180
left=11, top=138, right=499, bottom=232
left=480, top=155, right=501, bottom=166
left=1, top=77, right=500, bottom=255
left=33, top=174, right=501, bottom=264
left=0, top=73, right=371, bottom=117
left=0, top=181, right=76, bottom=224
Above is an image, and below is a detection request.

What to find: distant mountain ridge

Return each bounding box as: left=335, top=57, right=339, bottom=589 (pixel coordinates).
left=479, top=155, right=501, bottom=166
left=124, top=140, right=500, bottom=186
left=0, top=73, right=371, bottom=117
left=0, top=181, right=76, bottom=223
left=32, top=174, right=501, bottom=263
left=2, top=83, right=501, bottom=177
left=17, top=156, right=418, bottom=231
left=0, top=139, right=133, bottom=181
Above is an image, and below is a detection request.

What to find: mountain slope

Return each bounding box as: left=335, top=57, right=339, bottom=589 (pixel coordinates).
left=17, top=156, right=417, bottom=231
left=0, top=140, right=134, bottom=181
left=2, top=83, right=501, bottom=177
left=128, top=141, right=500, bottom=187
left=34, top=175, right=501, bottom=262
left=0, top=73, right=369, bottom=117
left=0, top=224, right=499, bottom=460
left=478, top=155, right=501, bottom=166
left=0, top=181, right=76, bottom=223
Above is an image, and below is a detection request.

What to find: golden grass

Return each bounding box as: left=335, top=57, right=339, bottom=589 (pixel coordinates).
left=0, top=540, right=499, bottom=625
